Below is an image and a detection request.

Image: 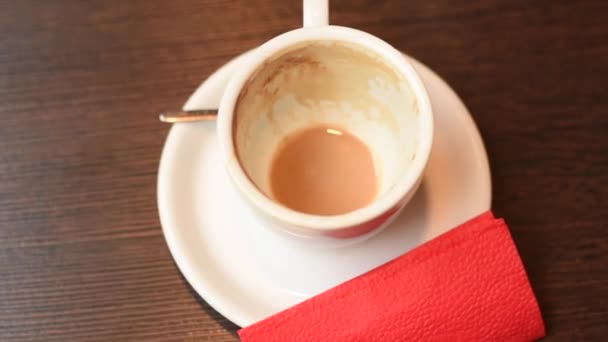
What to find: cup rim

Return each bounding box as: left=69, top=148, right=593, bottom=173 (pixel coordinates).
left=218, top=25, right=433, bottom=231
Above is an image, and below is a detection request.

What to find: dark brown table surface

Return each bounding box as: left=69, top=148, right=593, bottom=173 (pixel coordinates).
left=1, top=0, right=607, bottom=341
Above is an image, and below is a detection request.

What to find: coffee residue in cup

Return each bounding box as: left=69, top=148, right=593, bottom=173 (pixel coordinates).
left=270, top=125, right=377, bottom=216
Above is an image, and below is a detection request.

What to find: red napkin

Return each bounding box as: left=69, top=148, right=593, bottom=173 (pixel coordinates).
left=239, top=211, right=545, bottom=341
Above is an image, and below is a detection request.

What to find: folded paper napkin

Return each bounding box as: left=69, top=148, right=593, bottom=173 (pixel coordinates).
left=239, top=211, right=545, bottom=341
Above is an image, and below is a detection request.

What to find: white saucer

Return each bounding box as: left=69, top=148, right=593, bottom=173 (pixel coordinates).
left=157, top=51, right=491, bottom=327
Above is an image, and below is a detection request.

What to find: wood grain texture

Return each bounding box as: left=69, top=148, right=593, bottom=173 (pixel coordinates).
left=1, top=0, right=606, bottom=340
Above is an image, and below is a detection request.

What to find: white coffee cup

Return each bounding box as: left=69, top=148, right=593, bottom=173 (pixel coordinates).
left=217, top=0, right=433, bottom=242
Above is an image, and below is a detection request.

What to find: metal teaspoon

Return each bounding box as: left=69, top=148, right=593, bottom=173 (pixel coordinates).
left=158, top=110, right=218, bottom=123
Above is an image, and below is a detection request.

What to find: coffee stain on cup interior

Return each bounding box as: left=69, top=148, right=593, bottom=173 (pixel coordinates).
left=233, top=40, right=420, bottom=209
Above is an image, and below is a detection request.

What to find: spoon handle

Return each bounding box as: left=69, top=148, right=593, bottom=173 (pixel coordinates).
left=159, top=110, right=218, bottom=123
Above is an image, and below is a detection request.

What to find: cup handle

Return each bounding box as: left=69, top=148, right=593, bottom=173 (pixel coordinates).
left=303, top=0, right=328, bottom=27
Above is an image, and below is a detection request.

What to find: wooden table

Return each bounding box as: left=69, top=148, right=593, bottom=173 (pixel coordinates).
left=1, top=1, right=606, bottom=340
